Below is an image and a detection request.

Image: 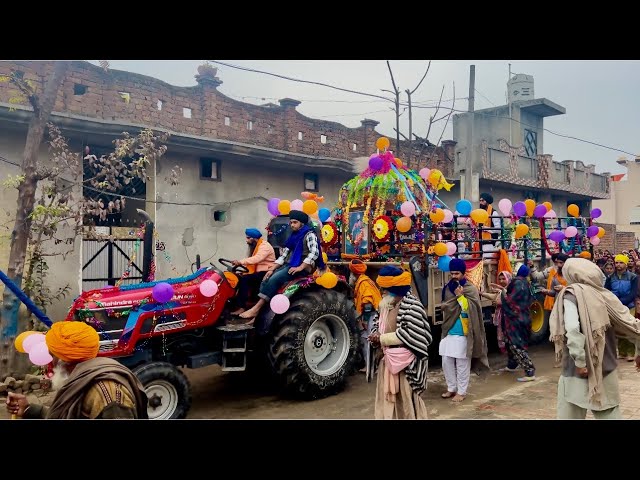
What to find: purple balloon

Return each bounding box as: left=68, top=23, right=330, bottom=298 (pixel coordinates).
left=533, top=204, right=547, bottom=217
left=548, top=230, right=566, bottom=243
left=152, top=282, right=174, bottom=303
left=513, top=201, right=527, bottom=217
left=587, top=225, right=599, bottom=237
left=369, top=155, right=383, bottom=171
left=590, top=208, right=602, bottom=219
left=267, top=198, right=281, bottom=216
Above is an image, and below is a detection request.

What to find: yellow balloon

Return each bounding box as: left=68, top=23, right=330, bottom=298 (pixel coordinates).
left=597, top=227, right=605, bottom=238
left=278, top=200, right=291, bottom=215
left=543, top=201, right=553, bottom=211
left=427, top=169, right=443, bottom=188
left=567, top=204, right=579, bottom=217
left=397, top=216, right=412, bottom=233
left=14, top=330, right=39, bottom=353
left=376, top=137, right=390, bottom=151
left=429, top=208, right=445, bottom=223
left=524, top=199, right=536, bottom=217
left=433, top=242, right=448, bottom=256
left=316, top=271, right=338, bottom=289
left=322, top=252, right=328, bottom=263
left=470, top=209, right=489, bottom=225
left=515, top=224, right=530, bottom=239
left=302, top=200, right=318, bottom=215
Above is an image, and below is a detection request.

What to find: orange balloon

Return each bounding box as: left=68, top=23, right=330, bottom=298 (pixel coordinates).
left=515, top=224, right=530, bottom=239
left=397, top=216, right=412, bottom=233
left=302, top=200, right=318, bottom=215
left=524, top=199, right=536, bottom=217
left=14, top=330, right=39, bottom=353
left=470, top=208, right=489, bottom=224
left=278, top=200, right=291, bottom=215
left=394, top=157, right=403, bottom=167
left=316, top=271, right=338, bottom=289
left=597, top=227, right=605, bottom=238
left=429, top=208, right=445, bottom=223
left=567, top=204, right=579, bottom=217
left=376, top=137, right=390, bottom=151
left=433, top=242, right=448, bottom=256
left=543, top=201, right=553, bottom=211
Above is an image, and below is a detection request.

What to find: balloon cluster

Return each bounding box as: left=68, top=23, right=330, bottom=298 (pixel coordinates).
left=266, top=193, right=330, bottom=225
left=14, top=331, right=52, bottom=366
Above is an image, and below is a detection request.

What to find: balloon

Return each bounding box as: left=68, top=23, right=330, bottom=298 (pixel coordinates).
left=442, top=209, right=454, bottom=224
left=544, top=209, right=557, bottom=219
left=267, top=198, right=281, bottom=216
left=278, top=200, right=291, bottom=215
left=396, top=217, right=412, bottom=233
left=322, top=252, right=329, bottom=263
left=28, top=342, right=53, bottom=366
left=590, top=208, right=602, bottom=219
left=515, top=224, right=529, bottom=239
left=433, top=242, right=448, bottom=256
left=533, top=204, right=548, bottom=217
left=567, top=204, right=579, bottom=217
left=418, top=168, right=431, bottom=180
left=302, top=200, right=318, bottom=215
left=590, top=236, right=601, bottom=246
left=513, top=201, right=527, bottom=217
left=376, top=137, right=390, bottom=151
left=369, top=155, right=383, bottom=171
left=428, top=169, right=451, bottom=190
left=438, top=255, right=452, bottom=272
left=429, top=208, right=445, bottom=224
left=446, top=242, right=458, bottom=256
left=199, top=279, right=218, bottom=298
left=270, top=294, right=290, bottom=314
left=597, top=227, right=605, bottom=238
left=524, top=199, right=536, bottom=217
left=400, top=201, right=416, bottom=217
left=470, top=209, right=489, bottom=225
left=548, top=231, right=566, bottom=243
left=498, top=198, right=512, bottom=216
left=565, top=226, right=578, bottom=238
left=152, top=282, right=174, bottom=303
left=316, top=271, right=338, bottom=289
left=456, top=199, right=473, bottom=216
left=14, top=331, right=39, bottom=354
left=394, top=157, right=403, bottom=167
left=318, top=208, right=331, bottom=223
left=290, top=199, right=304, bottom=211
left=22, top=333, right=46, bottom=354
left=543, top=201, right=553, bottom=211
left=587, top=225, right=599, bottom=237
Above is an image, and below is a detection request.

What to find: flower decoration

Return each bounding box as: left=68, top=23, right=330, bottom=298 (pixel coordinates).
left=321, top=222, right=338, bottom=248
left=372, top=215, right=393, bottom=242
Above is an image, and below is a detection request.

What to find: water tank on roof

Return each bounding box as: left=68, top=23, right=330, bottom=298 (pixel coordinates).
left=508, top=74, right=534, bottom=104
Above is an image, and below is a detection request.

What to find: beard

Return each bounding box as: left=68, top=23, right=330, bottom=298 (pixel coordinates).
left=348, top=273, right=357, bottom=287
left=50, top=362, right=71, bottom=391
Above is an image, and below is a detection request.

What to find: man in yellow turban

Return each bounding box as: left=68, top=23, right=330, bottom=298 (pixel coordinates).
left=605, top=254, right=638, bottom=361
left=6, top=321, right=148, bottom=419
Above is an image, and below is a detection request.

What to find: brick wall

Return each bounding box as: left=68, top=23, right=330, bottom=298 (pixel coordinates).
left=596, top=223, right=637, bottom=253
left=0, top=61, right=455, bottom=176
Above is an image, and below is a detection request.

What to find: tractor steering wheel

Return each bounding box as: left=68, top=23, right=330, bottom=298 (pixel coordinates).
left=218, top=258, right=250, bottom=274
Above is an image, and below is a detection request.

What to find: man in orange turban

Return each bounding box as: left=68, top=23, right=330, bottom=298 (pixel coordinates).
left=6, top=321, right=148, bottom=419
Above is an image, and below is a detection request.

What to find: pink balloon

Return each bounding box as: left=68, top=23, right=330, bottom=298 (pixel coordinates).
left=590, top=236, right=601, bottom=246
left=565, top=226, right=578, bottom=238
left=28, top=341, right=52, bottom=366
left=419, top=168, right=431, bottom=180
left=270, top=294, right=290, bottom=314
left=498, top=198, right=512, bottom=217
left=446, top=242, right=457, bottom=256
left=443, top=209, right=454, bottom=223
left=290, top=199, right=303, bottom=211
left=23, top=333, right=46, bottom=353
left=400, top=201, right=415, bottom=217
left=544, top=209, right=557, bottom=219
left=199, top=279, right=218, bottom=298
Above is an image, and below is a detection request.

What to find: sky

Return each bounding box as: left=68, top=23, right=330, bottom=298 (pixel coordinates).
left=89, top=60, right=640, bottom=175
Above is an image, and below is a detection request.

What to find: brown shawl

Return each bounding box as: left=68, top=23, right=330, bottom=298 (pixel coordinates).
left=46, top=357, right=148, bottom=419
left=550, top=258, right=640, bottom=408
left=441, top=282, right=489, bottom=368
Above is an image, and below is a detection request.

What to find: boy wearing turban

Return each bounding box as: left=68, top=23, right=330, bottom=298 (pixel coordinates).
left=368, top=266, right=432, bottom=419
left=605, top=253, right=639, bottom=360
left=6, top=322, right=148, bottom=419
left=439, top=258, right=489, bottom=402
left=478, top=192, right=501, bottom=258
left=230, top=227, right=276, bottom=315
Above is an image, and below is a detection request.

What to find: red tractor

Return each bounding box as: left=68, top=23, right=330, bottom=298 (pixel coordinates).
left=65, top=212, right=359, bottom=419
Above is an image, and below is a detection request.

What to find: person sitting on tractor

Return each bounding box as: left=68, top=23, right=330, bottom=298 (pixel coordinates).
left=477, top=192, right=501, bottom=258
left=238, top=210, right=324, bottom=322
left=230, top=228, right=276, bottom=316
left=348, top=259, right=382, bottom=373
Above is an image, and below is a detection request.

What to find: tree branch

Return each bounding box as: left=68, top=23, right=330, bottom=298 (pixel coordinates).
left=410, top=61, right=431, bottom=95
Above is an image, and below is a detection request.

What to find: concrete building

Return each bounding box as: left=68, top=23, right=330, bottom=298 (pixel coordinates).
left=452, top=72, right=609, bottom=216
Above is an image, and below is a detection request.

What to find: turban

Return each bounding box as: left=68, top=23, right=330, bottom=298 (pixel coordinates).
left=377, top=265, right=411, bottom=297
left=448, top=258, right=467, bottom=273
left=578, top=251, right=592, bottom=259
left=289, top=210, right=309, bottom=224
left=614, top=254, right=629, bottom=265
left=46, top=321, right=99, bottom=363
left=245, top=228, right=262, bottom=239
left=480, top=192, right=493, bottom=204
left=517, top=264, right=530, bottom=277
left=349, top=259, right=367, bottom=275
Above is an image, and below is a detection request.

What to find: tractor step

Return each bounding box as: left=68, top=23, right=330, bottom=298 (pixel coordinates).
left=220, top=325, right=251, bottom=371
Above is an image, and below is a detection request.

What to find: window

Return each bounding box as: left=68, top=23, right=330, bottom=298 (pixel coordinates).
left=74, top=83, right=87, bottom=95
left=224, top=116, right=231, bottom=126
left=320, top=134, right=327, bottom=144
left=247, top=120, right=253, bottom=130
left=157, top=100, right=163, bottom=111
left=524, top=129, right=537, bottom=157
left=183, top=107, right=192, bottom=119
left=200, top=158, right=221, bottom=181
left=352, top=143, right=357, bottom=152
left=267, top=124, right=273, bottom=134
left=304, top=173, right=318, bottom=192
left=213, top=210, right=227, bottom=222
left=298, top=131, right=303, bottom=140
